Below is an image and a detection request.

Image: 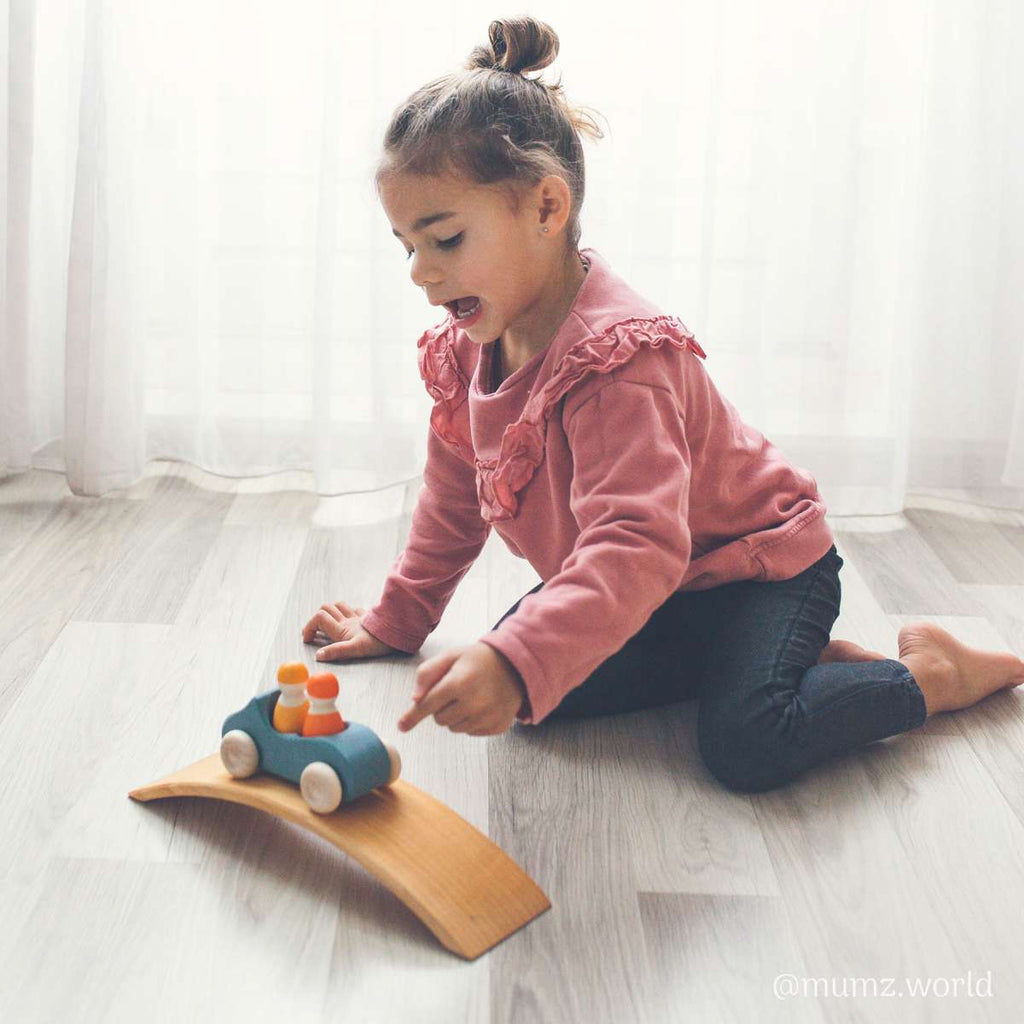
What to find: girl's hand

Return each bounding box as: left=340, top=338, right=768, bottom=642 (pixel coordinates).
left=398, top=642, right=527, bottom=736
left=302, top=601, right=400, bottom=661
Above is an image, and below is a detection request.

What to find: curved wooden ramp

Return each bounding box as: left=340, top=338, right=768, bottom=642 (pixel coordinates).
left=128, top=753, right=550, bottom=960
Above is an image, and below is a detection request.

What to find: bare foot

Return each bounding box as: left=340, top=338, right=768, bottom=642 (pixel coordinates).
left=897, top=622, right=1024, bottom=716
left=817, top=639, right=887, bottom=665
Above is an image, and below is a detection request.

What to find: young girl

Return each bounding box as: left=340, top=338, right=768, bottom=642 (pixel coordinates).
left=302, top=17, right=1024, bottom=792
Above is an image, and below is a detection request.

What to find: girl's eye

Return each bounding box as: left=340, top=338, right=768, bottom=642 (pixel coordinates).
left=403, top=233, right=464, bottom=260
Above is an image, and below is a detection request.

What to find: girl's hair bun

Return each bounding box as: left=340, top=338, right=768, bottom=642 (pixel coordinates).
left=465, top=16, right=559, bottom=77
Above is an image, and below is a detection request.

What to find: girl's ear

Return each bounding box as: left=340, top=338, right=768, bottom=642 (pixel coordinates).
left=535, top=174, right=573, bottom=232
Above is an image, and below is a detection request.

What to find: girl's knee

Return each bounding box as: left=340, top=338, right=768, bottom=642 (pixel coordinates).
left=697, top=720, right=794, bottom=793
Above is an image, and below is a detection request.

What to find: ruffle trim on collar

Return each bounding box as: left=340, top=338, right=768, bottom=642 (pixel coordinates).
left=416, top=314, right=707, bottom=522
left=416, top=318, right=476, bottom=462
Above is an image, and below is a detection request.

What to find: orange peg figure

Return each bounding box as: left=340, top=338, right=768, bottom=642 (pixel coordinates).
left=274, top=662, right=310, bottom=733
left=302, top=672, right=347, bottom=737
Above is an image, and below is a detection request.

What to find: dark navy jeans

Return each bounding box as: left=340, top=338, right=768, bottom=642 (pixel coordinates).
left=491, top=545, right=928, bottom=793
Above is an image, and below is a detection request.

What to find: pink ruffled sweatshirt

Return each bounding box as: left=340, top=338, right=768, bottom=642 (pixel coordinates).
left=361, top=247, right=834, bottom=725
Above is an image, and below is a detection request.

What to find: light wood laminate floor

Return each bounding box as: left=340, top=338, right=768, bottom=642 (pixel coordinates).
left=2, top=463, right=1023, bottom=1023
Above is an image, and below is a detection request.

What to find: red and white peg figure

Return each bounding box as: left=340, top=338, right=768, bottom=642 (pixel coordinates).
left=302, top=672, right=347, bottom=737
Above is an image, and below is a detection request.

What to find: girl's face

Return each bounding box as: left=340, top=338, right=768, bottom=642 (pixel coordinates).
left=380, top=170, right=572, bottom=350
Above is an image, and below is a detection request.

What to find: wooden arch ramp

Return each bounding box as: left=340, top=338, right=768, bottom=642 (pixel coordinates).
left=128, top=753, right=551, bottom=960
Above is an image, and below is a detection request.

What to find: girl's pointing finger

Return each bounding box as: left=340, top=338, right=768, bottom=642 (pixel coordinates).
left=399, top=690, right=457, bottom=733
left=412, top=648, right=462, bottom=701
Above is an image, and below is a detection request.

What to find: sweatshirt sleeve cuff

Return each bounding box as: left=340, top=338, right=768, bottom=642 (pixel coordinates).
left=478, top=631, right=560, bottom=725
left=360, top=610, right=423, bottom=655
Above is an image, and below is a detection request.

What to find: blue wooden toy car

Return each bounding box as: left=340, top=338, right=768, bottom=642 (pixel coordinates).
left=219, top=689, right=402, bottom=814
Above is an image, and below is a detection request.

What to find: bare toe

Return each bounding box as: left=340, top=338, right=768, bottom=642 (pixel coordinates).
left=817, top=639, right=888, bottom=665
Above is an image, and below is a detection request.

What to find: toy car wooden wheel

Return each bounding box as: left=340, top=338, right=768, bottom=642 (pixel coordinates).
left=220, top=729, right=259, bottom=778
left=300, top=761, right=343, bottom=814
left=383, top=742, right=401, bottom=785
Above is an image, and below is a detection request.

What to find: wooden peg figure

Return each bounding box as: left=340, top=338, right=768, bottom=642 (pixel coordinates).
left=274, top=662, right=310, bottom=733
left=302, top=672, right=347, bottom=737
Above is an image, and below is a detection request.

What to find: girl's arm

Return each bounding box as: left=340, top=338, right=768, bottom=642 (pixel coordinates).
left=479, top=380, right=694, bottom=724
left=360, top=425, right=490, bottom=653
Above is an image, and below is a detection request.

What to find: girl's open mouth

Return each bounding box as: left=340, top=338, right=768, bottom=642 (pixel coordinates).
left=447, top=296, right=482, bottom=326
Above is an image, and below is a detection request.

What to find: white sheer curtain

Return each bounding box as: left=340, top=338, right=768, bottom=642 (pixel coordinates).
left=2, top=0, right=1023, bottom=513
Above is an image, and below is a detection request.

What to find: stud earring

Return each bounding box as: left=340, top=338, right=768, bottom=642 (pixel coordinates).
left=542, top=227, right=549, bottom=233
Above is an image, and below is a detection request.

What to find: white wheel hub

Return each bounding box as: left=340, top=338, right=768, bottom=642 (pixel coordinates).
left=383, top=742, right=402, bottom=785
left=220, top=730, right=259, bottom=778
left=300, top=761, right=343, bottom=813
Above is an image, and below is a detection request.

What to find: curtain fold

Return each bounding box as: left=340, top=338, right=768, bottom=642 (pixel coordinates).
left=3, top=0, right=1023, bottom=512
left=64, top=0, right=145, bottom=493
left=1, top=0, right=32, bottom=475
